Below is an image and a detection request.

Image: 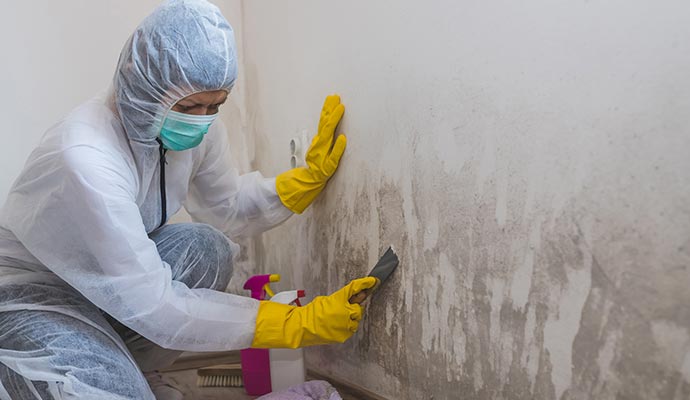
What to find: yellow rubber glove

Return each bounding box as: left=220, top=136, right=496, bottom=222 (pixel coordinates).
left=276, top=94, right=347, bottom=214
left=251, top=277, right=377, bottom=349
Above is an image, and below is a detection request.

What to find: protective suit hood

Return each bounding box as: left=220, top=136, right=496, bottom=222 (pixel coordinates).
left=113, top=0, right=237, bottom=143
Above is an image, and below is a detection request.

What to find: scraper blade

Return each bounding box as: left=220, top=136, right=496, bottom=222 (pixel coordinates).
left=349, top=246, right=399, bottom=304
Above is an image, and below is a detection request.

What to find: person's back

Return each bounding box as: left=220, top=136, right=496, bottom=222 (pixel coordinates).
left=0, top=95, right=128, bottom=268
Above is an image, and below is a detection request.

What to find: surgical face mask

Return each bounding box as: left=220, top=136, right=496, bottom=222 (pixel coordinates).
left=159, top=110, right=218, bottom=151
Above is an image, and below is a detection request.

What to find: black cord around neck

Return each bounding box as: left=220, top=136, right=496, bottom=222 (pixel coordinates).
left=155, top=138, right=168, bottom=230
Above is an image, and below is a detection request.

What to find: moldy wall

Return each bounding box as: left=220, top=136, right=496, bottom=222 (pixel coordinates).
left=237, top=1, right=690, bottom=399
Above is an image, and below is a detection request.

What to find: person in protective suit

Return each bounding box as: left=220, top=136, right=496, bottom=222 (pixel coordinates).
left=0, top=1, right=375, bottom=398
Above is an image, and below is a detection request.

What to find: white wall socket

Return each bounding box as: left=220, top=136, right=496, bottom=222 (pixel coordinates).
left=289, top=130, right=309, bottom=168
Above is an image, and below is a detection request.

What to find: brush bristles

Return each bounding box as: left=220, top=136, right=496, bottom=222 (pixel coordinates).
left=196, top=374, right=244, bottom=387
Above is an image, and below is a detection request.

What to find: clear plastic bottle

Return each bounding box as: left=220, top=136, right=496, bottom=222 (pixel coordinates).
left=269, top=290, right=306, bottom=391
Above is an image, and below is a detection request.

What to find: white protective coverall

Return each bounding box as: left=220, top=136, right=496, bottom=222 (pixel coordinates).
left=0, top=0, right=292, bottom=398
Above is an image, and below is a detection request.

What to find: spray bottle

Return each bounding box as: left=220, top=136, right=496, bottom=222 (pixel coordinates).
left=269, top=290, right=306, bottom=391
left=241, top=274, right=280, bottom=396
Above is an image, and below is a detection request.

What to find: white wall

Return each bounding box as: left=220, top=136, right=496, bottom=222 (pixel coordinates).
left=240, top=1, right=690, bottom=399
left=0, top=1, right=160, bottom=199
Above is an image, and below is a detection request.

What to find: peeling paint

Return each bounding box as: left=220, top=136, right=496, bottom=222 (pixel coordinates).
left=543, top=264, right=592, bottom=399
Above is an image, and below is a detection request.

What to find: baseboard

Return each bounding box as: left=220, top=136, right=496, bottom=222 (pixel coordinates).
left=161, top=351, right=241, bottom=372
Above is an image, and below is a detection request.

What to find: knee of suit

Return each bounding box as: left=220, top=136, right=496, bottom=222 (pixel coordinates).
left=155, top=223, right=236, bottom=291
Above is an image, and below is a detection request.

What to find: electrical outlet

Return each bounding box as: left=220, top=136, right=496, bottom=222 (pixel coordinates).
left=289, top=130, right=309, bottom=168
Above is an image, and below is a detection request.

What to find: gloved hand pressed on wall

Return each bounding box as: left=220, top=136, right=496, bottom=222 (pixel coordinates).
left=276, top=94, right=347, bottom=214
left=251, top=277, right=377, bottom=349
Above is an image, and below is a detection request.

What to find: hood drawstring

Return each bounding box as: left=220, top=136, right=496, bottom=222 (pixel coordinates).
left=155, top=138, right=168, bottom=230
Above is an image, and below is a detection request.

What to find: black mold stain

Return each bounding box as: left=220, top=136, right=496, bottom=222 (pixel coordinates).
left=255, top=154, right=689, bottom=399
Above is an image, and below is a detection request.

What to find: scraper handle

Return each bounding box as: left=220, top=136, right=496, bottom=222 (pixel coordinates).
left=348, top=288, right=372, bottom=304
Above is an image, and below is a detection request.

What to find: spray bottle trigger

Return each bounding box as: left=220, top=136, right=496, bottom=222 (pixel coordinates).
left=293, top=290, right=305, bottom=306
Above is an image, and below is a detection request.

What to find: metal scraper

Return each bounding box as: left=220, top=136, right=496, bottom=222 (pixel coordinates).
left=349, top=246, right=399, bottom=304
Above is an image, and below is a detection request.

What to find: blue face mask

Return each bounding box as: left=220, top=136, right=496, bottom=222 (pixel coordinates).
left=159, top=110, right=218, bottom=151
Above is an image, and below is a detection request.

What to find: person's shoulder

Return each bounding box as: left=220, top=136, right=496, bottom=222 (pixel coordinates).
left=39, top=97, right=130, bottom=160
left=51, top=98, right=133, bottom=175
left=61, top=97, right=120, bottom=137
left=58, top=141, right=137, bottom=194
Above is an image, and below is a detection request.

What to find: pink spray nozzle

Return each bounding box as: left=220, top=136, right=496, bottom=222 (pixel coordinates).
left=295, top=290, right=306, bottom=307
left=244, top=274, right=281, bottom=300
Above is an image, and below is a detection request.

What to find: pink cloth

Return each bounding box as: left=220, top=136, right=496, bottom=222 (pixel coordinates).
left=256, top=380, right=342, bottom=400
